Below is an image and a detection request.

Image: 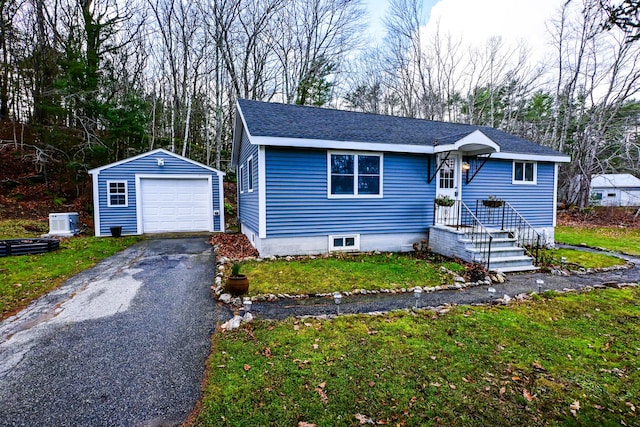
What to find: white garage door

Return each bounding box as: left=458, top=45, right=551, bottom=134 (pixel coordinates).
left=140, top=178, right=212, bottom=233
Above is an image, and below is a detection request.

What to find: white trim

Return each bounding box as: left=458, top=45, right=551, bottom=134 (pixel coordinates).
left=258, top=146, right=267, bottom=239
left=254, top=135, right=433, bottom=154
left=218, top=173, right=225, bottom=232
left=512, top=160, right=537, bottom=185
left=328, top=234, right=360, bottom=251
left=88, top=148, right=225, bottom=175
left=239, top=164, right=245, bottom=194
left=433, top=130, right=500, bottom=155
left=553, top=163, right=559, bottom=227
left=245, top=135, right=570, bottom=162
left=106, top=180, right=128, bottom=207
left=327, top=151, right=384, bottom=199
left=247, top=155, right=254, bottom=192
left=135, top=174, right=214, bottom=234
left=92, top=172, right=101, bottom=236
left=486, top=152, right=571, bottom=163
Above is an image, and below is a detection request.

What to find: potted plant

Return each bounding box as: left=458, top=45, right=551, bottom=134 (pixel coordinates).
left=435, top=194, right=455, bottom=207
left=482, top=195, right=504, bottom=208
left=225, top=263, right=249, bottom=296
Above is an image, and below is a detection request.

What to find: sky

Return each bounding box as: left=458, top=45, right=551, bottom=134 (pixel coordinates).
left=365, top=0, right=565, bottom=61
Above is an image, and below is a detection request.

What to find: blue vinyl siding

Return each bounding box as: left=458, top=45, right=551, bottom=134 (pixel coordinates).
left=462, top=159, right=554, bottom=228
left=238, top=131, right=260, bottom=233
left=96, top=152, right=222, bottom=235
left=265, top=147, right=432, bottom=237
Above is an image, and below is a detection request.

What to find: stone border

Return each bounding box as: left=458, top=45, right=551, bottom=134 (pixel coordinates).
left=211, top=245, right=635, bottom=307
left=283, top=282, right=640, bottom=322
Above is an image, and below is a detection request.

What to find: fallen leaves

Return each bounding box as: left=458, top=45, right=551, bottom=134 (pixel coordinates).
left=570, top=400, right=580, bottom=416
left=354, top=413, right=374, bottom=424
left=522, top=389, right=534, bottom=402
left=298, top=422, right=316, bottom=427
left=316, top=382, right=328, bottom=404
left=243, top=364, right=251, bottom=372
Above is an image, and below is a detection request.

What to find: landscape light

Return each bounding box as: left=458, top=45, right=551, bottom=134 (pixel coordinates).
left=243, top=297, right=252, bottom=312
left=414, top=287, right=422, bottom=309
left=333, top=292, right=342, bottom=315
left=536, top=279, right=544, bottom=293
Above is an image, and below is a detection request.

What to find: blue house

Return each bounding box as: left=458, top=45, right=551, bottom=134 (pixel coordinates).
left=232, top=99, right=570, bottom=271
left=89, top=148, right=225, bottom=236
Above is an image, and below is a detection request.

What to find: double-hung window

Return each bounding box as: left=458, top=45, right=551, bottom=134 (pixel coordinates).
left=513, top=161, right=536, bottom=184
left=328, top=152, right=382, bottom=198
left=107, top=181, right=128, bottom=207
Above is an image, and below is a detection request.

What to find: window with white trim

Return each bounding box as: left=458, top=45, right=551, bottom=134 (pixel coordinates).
left=247, top=156, right=254, bottom=192
left=239, top=164, right=245, bottom=193
left=329, top=234, right=360, bottom=251
left=107, top=181, right=128, bottom=207
left=513, top=161, right=536, bottom=184
left=328, top=152, right=382, bottom=198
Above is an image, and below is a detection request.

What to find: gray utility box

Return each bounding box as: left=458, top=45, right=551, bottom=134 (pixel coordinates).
left=48, top=212, right=80, bottom=236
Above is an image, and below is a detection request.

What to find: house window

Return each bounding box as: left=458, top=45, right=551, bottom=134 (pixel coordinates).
left=329, top=234, right=360, bottom=251
left=439, top=158, right=455, bottom=189
left=239, top=164, right=245, bottom=194
left=328, top=152, right=382, bottom=198
left=107, top=181, right=128, bottom=207
left=513, top=161, right=536, bottom=184
left=247, top=156, right=254, bottom=192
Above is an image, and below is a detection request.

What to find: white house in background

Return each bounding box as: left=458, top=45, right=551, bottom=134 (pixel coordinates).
left=591, top=173, right=640, bottom=206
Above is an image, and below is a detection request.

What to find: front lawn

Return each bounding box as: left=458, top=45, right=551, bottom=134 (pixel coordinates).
left=0, top=220, right=141, bottom=319
left=555, top=225, right=640, bottom=256
left=240, top=253, right=465, bottom=295
left=194, top=288, right=640, bottom=426
left=543, top=248, right=627, bottom=269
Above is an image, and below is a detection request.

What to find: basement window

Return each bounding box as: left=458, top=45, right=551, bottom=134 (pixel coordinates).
left=329, top=234, right=360, bottom=252
left=107, top=181, right=128, bottom=207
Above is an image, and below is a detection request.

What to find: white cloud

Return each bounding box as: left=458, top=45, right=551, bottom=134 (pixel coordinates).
left=424, top=0, right=565, bottom=61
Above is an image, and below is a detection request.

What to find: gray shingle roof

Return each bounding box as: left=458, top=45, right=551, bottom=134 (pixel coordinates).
left=237, top=99, right=565, bottom=157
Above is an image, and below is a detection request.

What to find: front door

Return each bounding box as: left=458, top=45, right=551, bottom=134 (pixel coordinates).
left=435, top=154, right=461, bottom=225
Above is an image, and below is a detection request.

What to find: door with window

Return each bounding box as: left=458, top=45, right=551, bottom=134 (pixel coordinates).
left=435, top=154, right=460, bottom=225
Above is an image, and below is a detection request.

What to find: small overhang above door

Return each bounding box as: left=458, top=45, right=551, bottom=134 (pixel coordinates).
left=434, top=130, right=500, bottom=156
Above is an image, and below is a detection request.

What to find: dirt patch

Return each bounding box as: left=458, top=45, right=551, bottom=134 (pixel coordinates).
left=210, top=233, right=259, bottom=259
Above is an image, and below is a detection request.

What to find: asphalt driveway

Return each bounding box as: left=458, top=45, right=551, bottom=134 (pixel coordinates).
left=0, top=238, right=228, bottom=427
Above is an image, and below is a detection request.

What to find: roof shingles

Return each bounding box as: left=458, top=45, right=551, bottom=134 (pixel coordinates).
left=237, top=99, right=565, bottom=157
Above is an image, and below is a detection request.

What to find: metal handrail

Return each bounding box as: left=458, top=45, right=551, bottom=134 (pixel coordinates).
left=433, top=200, right=495, bottom=269
left=472, top=200, right=544, bottom=264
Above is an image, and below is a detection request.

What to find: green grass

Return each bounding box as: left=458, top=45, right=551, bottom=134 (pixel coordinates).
left=1, top=220, right=141, bottom=318
left=0, top=219, right=49, bottom=239
left=543, top=248, right=626, bottom=269
left=556, top=225, right=640, bottom=256
left=194, top=288, right=640, bottom=426
left=241, top=253, right=465, bottom=295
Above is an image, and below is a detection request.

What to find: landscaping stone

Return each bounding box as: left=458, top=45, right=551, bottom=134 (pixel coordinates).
left=218, top=293, right=232, bottom=304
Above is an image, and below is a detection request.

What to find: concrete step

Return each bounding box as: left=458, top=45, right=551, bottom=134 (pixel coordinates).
left=466, top=246, right=525, bottom=258
left=486, top=255, right=536, bottom=272
left=493, top=264, right=540, bottom=273
left=460, top=237, right=518, bottom=248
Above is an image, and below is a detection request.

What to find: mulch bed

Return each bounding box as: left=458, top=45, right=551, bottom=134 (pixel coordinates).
left=210, top=233, right=259, bottom=259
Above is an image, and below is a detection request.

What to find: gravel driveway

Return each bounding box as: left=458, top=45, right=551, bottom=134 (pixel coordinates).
left=0, top=237, right=229, bottom=427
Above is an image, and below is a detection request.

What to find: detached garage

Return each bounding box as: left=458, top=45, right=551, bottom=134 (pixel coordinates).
left=89, top=149, right=225, bottom=236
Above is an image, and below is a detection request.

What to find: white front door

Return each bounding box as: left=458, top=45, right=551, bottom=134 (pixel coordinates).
left=435, top=154, right=461, bottom=224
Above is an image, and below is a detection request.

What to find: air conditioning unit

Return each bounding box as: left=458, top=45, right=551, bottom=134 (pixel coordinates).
left=48, top=212, right=80, bottom=236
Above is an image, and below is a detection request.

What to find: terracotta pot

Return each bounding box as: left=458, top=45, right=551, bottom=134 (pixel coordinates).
left=225, top=274, right=249, bottom=296
left=482, top=200, right=504, bottom=208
